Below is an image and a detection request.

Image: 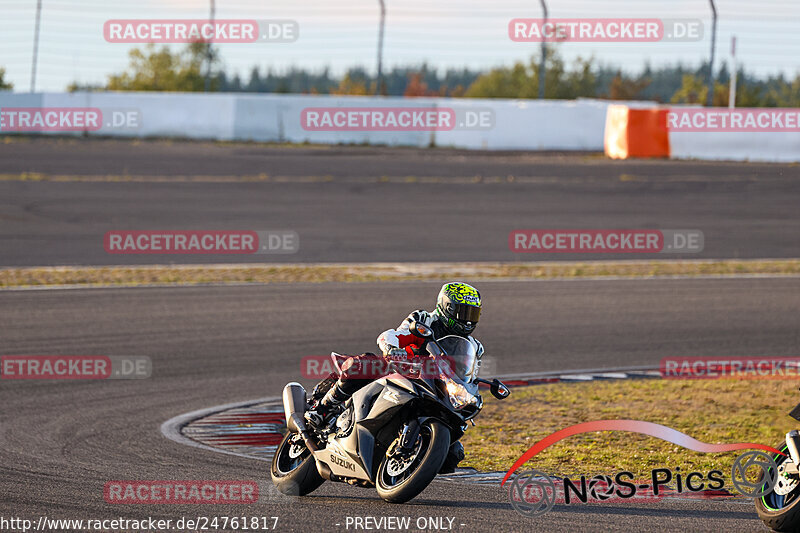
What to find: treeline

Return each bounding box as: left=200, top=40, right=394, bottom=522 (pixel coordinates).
left=217, top=65, right=481, bottom=97
left=66, top=44, right=800, bottom=107
left=0, top=68, right=12, bottom=90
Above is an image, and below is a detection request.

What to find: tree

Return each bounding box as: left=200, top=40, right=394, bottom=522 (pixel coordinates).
left=464, top=50, right=598, bottom=100
left=449, top=85, right=466, bottom=98
left=605, top=70, right=651, bottom=100
left=464, top=63, right=535, bottom=99
left=246, top=67, right=262, bottom=91
left=106, top=43, right=218, bottom=91
left=670, top=74, right=708, bottom=105
left=767, top=76, right=800, bottom=107
left=404, top=72, right=434, bottom=97
left=0, top=68, right=12, bottom=90
left=669, top=74, right=751, bottom=107
left=734, top=81, right=765, bottom=107
left=329, top=73, right=369, bottom=95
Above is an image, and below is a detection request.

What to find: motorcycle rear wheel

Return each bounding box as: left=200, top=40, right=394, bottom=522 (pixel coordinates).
left=270, top=432, right=325, bottom=496
left=755, top=441, right=800, bottom=532
left=376, top=420, right=450, bottom=503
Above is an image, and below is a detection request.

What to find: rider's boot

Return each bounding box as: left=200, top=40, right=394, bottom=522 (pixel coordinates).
left=439, top=441, right=465, bottom=474
left=304, top=383, right=349, bottom=429
left=305, top=355, right=373, bottom=430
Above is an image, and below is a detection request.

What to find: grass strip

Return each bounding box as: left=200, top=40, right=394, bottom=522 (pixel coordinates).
left=461, top=378, right=798, bottom=484
left=1, top=259, right=799, bottom=289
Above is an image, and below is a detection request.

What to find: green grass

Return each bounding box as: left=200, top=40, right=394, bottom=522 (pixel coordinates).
left=461, top=378, right=798, bottom=484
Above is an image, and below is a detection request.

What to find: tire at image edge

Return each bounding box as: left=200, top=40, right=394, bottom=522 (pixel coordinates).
left=755, top=442, right=800, bottom=532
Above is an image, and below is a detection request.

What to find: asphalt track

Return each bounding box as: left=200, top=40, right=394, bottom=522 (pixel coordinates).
left=2, top=138, right=800, bottom=265
left=2, top=279, right=799, bottom=532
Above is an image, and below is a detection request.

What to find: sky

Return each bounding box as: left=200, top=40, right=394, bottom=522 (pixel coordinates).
left=1, top=0, right=799, bottom=92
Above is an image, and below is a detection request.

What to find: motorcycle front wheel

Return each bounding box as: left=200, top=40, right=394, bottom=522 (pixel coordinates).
left=376, top=420, right=450, bottom=503
left=755, top=441, right=800, bottom=532
left=270, top=432, right=325, bottom=496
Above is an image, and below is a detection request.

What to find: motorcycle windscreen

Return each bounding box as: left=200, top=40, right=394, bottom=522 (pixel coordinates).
left=436, top=335, right=478, bottom=382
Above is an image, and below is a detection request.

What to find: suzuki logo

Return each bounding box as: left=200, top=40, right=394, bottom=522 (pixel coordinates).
left=382, top=390, right=401, bottom=404
left=330, top=453, right=356, bottom=471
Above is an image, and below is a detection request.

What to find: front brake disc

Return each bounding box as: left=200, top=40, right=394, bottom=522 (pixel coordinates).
left=774, top=461, right=800, bottom=496
left=288, top=435, right=306, bottom=459
left=385, top=437, right=423, bottom=476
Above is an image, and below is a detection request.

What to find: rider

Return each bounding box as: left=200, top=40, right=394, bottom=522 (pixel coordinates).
left=304, top=281, right=484, bottom=473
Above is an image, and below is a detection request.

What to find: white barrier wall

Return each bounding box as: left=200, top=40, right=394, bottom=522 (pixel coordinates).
left=4, top=92, right=797, bottom=160
left=433, top=98, right=609, bottom=150
left=271, top=95, right=436, bottom=148
left=669, top=130, right=800, bottom=163
left=1, top=92, right=239, bottom=140
left=602, top=104, right=800, bottom=163
left=0, top=91, right=614, bottom=151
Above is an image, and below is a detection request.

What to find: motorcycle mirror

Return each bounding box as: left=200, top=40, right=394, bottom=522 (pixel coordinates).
left=490, top=379, right=511, bottom=400
left=409, top=320, right=433, bottom=338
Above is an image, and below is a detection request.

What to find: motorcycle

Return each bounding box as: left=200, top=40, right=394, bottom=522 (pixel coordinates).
left=270, top=320, right=510, bottom=503
left=755, top=402, right=800, bottom=531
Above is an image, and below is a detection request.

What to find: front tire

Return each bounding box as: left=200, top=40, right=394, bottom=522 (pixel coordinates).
left=270, top=432, right=325, bottom=496
left=755, top=441, right=800, bottom=532
left=376, top=420, right=450, bottom=503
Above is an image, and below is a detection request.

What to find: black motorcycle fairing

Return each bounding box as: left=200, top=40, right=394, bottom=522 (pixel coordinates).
left=330, top=380, right=417, bottom=481
left=790, top=402, right=800, bottom=422
left=328, top=375, right=464, bottom=483
left=392, top=375, right=473, bottom=441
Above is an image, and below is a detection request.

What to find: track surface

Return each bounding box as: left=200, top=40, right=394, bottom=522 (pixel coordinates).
left=2, top=279, right=799, bottom=532
left=2, top=138, right=800, bottom=265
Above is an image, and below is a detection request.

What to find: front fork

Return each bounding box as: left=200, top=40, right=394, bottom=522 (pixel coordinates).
left=386, top=419, right=421, bottom=460
left=785, top=430, right=800, bottom=475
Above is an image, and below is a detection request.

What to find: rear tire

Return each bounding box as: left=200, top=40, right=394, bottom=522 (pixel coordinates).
left=755, top=441, right=800, bottom=532
left=376, top=420, right=450, bottom=503
left=270, top=432, right=325, bottom=496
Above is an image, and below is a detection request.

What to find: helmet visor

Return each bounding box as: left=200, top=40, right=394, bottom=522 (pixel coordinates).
left=451, top=302, right=481, bottom=324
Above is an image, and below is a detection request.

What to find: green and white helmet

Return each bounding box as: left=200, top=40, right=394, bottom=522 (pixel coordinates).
left=435, top=282, right=482, bottom=336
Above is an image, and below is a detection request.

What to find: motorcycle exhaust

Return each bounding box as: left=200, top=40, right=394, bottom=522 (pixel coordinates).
left=282, top=382, right=319, bottom=452
left=786, top=430, right=800, bottom=472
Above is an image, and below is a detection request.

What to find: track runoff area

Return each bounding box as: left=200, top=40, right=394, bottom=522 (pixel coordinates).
left=1, top=144, right=799, bottom=533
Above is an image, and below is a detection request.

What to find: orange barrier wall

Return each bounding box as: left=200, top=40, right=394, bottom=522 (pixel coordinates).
left=604, top=105, right=670, bottom=159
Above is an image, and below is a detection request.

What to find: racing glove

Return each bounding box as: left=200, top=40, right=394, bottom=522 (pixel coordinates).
left=385, top=344, right=421, bottom=360
left=385, top=347, right=409, bottom=362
